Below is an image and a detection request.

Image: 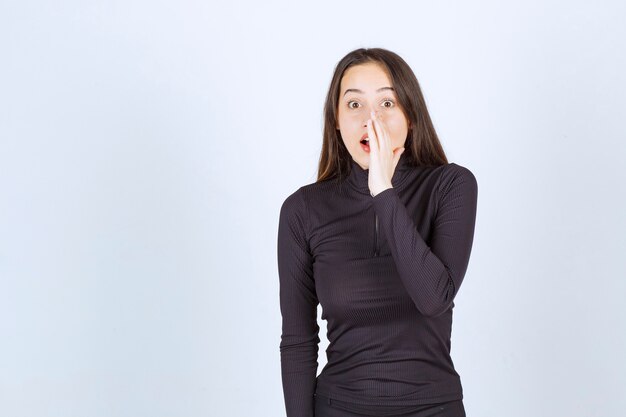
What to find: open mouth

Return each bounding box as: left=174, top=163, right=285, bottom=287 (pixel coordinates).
left=360, top=137, right=370, bottom=152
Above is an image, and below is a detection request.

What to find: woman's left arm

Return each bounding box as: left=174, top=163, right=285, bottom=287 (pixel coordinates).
left=372, top=164, right=478, bottom=317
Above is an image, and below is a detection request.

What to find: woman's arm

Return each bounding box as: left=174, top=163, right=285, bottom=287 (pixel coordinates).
left=277, top=188, right=319, bottom=417
left=372, top=163, right=478, bottom=317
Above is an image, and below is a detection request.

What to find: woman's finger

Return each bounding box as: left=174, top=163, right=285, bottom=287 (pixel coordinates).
left=371, top=112, right=389, bottom=154
left=367, top=118, right=378, bottom=155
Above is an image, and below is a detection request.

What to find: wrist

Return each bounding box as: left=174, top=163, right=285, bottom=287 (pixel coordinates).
left=371, top=184, right=393, bottom=197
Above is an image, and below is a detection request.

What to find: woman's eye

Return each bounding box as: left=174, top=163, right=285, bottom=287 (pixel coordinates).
left=347, top=99, right=394, bottom=109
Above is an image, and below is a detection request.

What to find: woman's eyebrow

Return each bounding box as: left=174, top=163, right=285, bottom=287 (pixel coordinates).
left=343, top=87, right=395, bottom=97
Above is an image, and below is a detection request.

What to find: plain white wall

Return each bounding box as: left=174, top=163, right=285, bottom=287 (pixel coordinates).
left=1, top=1, right=625, bottom=416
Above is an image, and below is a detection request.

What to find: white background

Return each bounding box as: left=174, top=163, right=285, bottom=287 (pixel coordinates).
left=1, top=1, right=625, bottom=416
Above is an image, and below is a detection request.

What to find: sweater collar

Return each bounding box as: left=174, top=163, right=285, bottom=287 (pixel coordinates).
left=345, top=151, right=413, bottom=195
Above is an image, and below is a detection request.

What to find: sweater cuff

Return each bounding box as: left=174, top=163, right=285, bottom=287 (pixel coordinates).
left=371, top=186, right=398, bottom=213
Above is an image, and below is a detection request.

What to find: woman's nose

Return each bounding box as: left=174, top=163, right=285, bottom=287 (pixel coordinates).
left=363, top=109, right=381, bottom=126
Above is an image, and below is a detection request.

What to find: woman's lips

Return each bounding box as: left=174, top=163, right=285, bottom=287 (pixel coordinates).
left=360, top=132, right=370, bottom=152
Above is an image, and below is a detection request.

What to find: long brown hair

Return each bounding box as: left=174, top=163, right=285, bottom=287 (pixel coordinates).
left=317, top=47, right=448, bottom=182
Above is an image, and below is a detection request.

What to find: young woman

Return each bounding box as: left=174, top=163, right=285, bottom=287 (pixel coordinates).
left=278, top=47, right=478, bottom=417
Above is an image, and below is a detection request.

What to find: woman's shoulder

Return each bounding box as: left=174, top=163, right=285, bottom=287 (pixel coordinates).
left=280, top=185, right=307, bottom=214
left=436, top=162, right=478, bottom=197
left=291, top=177, right=338, bottom=199
left=279, top=178, right=339, bottom=222
left=442, top=161, right=476, bottom=179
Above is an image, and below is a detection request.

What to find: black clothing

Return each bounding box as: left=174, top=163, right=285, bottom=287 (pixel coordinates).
left=277, top=152, right=478, bottom=417
left=314, top=393, right=466, bottom=417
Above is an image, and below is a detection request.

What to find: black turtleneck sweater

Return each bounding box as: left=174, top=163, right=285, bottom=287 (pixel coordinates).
left=277, top=152, right=478, bottom=417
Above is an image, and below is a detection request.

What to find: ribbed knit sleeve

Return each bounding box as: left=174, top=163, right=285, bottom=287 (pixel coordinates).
left=277, top=189, right=320, bottom=417
left=371, top=164, right=478, bottom=317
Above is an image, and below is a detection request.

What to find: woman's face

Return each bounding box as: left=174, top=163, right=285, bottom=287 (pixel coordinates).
left=336, top=62, right=410, bottom=170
